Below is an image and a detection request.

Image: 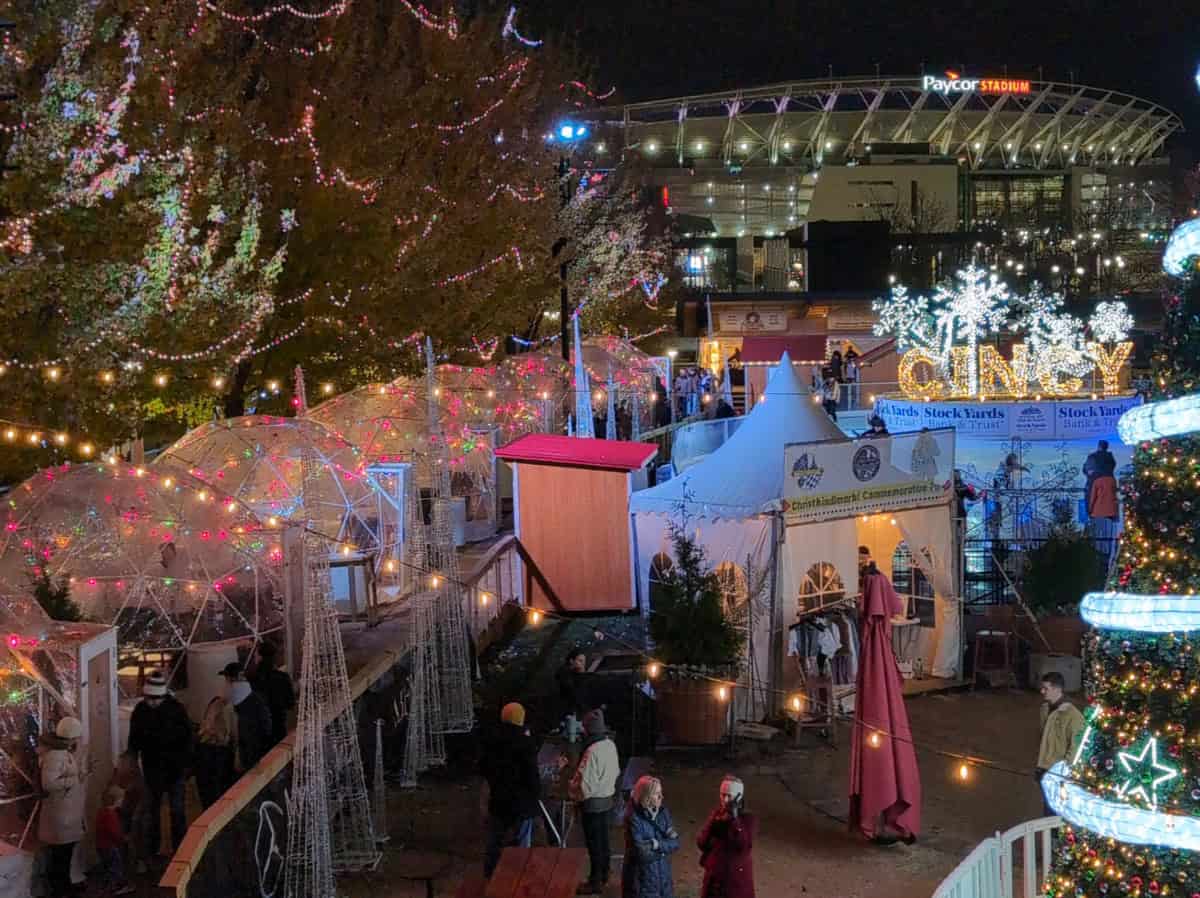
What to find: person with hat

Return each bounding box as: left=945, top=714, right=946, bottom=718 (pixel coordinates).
left=126, top=670, right=192, bottom=858
left=864, top=415, right=890, bottom=438
left=250, top=640, right=295, bottom=747
left=38, top=716, right=87, bottom=898
left=569, top=709, right=620, bottom=895
left=479, top=703, right=540, bottom=877
left=221, top=662, right=273, bottom=773
left=697, top=775, right=757, bottom=898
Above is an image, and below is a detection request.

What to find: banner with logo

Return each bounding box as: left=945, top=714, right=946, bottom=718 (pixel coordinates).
left=717, top=308, right=788, bottom=333
left=872, top=395, right=1141, bottom=441
left=782, top=430, right=955, bottom=524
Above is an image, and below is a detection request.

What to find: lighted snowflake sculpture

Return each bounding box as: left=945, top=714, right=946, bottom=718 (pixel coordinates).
left=0, top=462, right=282, bottom=653
left=1089, top=300, right=1135, bottom=345
left=155, top=416, right=379, bottom=554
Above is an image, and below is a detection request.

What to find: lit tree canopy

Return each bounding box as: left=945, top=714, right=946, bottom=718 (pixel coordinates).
left=0, top=0, right=674, bottom=467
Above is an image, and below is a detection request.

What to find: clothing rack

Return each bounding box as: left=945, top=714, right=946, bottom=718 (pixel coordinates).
left=790, top=600, right=861, bottom=746
left=795, top=593, right=858, bottom=620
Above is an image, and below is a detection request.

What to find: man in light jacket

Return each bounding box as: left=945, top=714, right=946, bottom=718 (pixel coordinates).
left=1036, top=671, right=1085, bottom=815
left=569, top=709, right=620, bottom=895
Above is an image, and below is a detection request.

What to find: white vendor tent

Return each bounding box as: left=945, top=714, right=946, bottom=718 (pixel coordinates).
left=630, top=354, right=962, bottom=716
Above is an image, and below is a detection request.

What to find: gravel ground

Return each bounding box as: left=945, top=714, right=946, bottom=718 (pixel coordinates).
left=343, top=687, right=1048, bottom=898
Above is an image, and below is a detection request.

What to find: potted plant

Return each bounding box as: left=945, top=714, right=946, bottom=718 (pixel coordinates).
left=1020, top=523, right=1106, bottom=660
left=648, top=522, right=745, bottom=744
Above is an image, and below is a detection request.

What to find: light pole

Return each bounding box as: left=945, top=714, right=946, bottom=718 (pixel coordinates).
left=549, top=121, right=589, bottom=361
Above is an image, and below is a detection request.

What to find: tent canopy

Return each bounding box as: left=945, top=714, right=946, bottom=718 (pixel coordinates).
left=630, top=352, right=845, bottom=519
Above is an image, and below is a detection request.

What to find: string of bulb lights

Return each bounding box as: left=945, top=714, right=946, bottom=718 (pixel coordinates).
left=0, top=327, right=674, bottom=454
left=327, top=528, right=1091, bottom=790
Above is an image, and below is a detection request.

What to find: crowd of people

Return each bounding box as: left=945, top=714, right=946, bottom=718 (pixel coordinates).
left=36, top=644, right=294, bottom=898
left=479, top=648, right=756, bottom=898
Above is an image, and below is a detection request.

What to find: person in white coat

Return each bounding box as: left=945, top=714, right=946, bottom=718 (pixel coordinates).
left=38, top=717, right=87, bottom=898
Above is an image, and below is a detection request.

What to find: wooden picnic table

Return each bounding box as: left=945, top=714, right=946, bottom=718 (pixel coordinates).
left=484, top=847, right=587, bottom=898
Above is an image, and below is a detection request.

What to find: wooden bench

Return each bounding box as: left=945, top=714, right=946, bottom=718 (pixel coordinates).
left=485, top=847, right=587, bottom=898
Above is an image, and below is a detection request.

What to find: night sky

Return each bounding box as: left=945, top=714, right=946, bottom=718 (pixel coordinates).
left=529, top=1, right=1199, bottom=155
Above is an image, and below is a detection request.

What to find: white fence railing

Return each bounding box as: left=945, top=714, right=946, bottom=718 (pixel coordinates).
left=933, top=816, right=1061, bottom=898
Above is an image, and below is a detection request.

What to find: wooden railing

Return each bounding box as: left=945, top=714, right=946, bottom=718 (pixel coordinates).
left=156, top=637, right=407, bottom=898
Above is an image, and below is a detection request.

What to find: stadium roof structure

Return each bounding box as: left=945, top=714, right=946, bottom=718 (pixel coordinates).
left=589, top=76, right=1182, bottom=171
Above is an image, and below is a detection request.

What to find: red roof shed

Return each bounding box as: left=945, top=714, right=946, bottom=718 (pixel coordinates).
left=497, top=435, right=657, bottom=613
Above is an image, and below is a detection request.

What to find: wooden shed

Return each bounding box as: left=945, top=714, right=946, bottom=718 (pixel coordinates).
left=496, top=434, right=657, bottom=613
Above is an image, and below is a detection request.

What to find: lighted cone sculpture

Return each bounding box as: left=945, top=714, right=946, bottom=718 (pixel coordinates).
left=401, top=474, right=445, bottom=787
left=422, top=339, right=474, bottom=736
left=283, top=449, right=378, bottom=898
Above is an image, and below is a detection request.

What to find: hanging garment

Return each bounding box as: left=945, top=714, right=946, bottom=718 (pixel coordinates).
left=848, top=573, right=921, bottom=842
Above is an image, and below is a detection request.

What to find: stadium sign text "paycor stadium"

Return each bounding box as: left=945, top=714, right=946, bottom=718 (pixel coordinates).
left=921, top=71, right=1032, bottom=96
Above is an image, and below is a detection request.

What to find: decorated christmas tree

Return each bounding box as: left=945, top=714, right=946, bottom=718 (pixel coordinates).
left=1040, top=205, right=1200, bottom=895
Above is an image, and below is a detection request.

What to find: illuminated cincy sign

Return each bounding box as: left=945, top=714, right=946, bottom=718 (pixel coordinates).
left=921, top=70, right=1032, bottom=96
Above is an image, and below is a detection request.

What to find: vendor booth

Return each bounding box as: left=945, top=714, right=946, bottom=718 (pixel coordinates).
left=630, top=355, right=962, bottom=720
left=497, top=435, right=657, bottom=613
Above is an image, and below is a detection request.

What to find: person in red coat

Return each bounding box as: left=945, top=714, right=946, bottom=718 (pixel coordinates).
left=696, top=776, right=755, bottom=898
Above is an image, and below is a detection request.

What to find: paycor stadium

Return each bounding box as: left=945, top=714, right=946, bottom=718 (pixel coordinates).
left=578, top=74, right=1183, bottom=290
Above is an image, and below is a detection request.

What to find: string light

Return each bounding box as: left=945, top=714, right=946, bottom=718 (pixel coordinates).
left=501, top=6, right=543, bottom=47
left=479, top=591, right=491, bottom=606
left=202, top=0, right=351, bottom=24
left=647, top=662, right=661, bottom=679
left=399, top=0, right=459, bottom=37
left=528, top=608, right=542, bottom=625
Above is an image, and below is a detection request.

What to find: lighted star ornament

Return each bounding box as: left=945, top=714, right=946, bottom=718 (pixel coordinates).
left=1115, top=736, right=1179, bottom=811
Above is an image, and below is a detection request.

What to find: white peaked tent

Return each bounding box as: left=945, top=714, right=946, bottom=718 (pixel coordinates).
left=630, top=354, right=962, bottom=715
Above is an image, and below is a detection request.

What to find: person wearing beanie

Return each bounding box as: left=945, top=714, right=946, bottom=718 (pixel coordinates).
left=479, top=702, right=539, bottom=877
left=126, top=670, right=193, bottom=858
left=569, top=709, right=620, bottom=894
left=697, top=776, right=757, bottom=898
left=38, top=717, right=87, bottom=898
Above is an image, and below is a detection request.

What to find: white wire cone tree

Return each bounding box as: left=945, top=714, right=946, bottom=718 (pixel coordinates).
left=284, top=416, right=379, bottom=898
left=422, top=340, right=474, bottom=735
left=400, top=472, right=445, bottom=787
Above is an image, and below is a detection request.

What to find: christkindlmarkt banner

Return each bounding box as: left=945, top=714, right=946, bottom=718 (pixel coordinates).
left=872, top=394, right=1142, bottom=440
left=781, top=429, right=955, bottom=524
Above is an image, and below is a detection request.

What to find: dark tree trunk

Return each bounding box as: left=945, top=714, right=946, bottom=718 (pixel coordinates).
left=223, top=360, right=252, bottom=418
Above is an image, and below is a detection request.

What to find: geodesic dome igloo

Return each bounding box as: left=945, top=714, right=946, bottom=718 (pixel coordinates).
left=154, top=414, right=381, bottom=547
left=306, top=365, right=560, bottom=542
left=0, top=462, right=282, bottom=653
